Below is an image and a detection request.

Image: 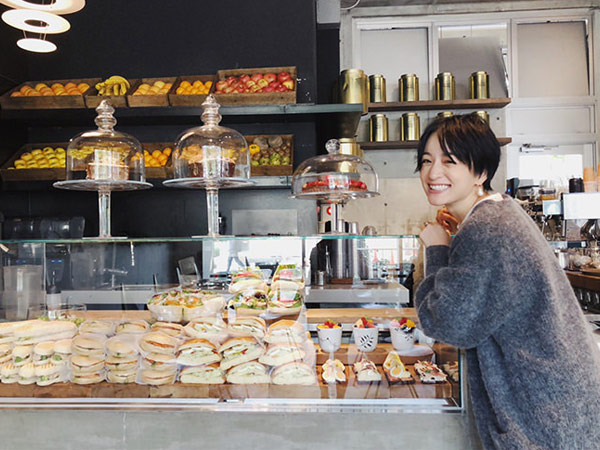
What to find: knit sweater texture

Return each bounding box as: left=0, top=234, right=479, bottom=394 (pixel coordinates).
left=415, top=195, right=600, bottom=450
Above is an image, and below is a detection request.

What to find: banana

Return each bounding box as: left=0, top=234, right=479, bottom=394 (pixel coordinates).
left=119, top=82, right=126, bottom=95
left=113, top=84, right=120, bottom=96
left=108, top=75, right=130, bottom=90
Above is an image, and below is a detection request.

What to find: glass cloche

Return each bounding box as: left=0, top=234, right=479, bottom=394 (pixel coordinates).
left=63, top=100, right=146, bottom=184
left=170, top=95, right=250, bottom=186
left=291, top=139, right=379, bottom=201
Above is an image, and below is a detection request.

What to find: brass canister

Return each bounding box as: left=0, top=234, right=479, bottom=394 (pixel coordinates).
left=399, top=74, right=419, bottom=101
left=438, top=111, right=454, bottom=118
left=339, top=69, right=369, bottom=114
left=370, top=114, right=389, bottom=142
left=435, top=72, right=455, bottom=100
left=475, top=110, right=490, bottom=123
left=401, top=113, right=420, bottom=141
left=470, top=71, right=489, bottom=99
left=339, top=138, right=363, bottom=157
left=369, top=74, right=386, bottom=103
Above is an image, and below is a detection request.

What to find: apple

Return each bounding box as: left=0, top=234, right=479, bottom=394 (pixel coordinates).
left=264, top=73, right=277, bottom=83
left=256, top=88, right=263, bottom=93
left=282, top=80, right=294, bottom=90
left=216, top=80, right=228, bottom=92
left=278, top=71, right=292, bottom=83
left=250, top=85, right=261, bottom=92
left=251, top=73, right=263, bottom=83
left=245, top=80, right=256, bottom=88
left=276, top=85, right=287, bottom=92
left=226, top=76, right=237, bottom=86
left=224, top=86, right=234, bottom=94
left=263, top=86, right=275, bottom=93
left=270, top=80, right=281, bottom=89
left=239, top=74, right=251, bottom=84
left=235, top=87, right=245, bottom=93
left=257, top=79, right=269, bottom=88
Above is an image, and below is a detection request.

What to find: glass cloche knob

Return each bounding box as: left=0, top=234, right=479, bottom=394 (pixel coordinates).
left=94, top=100, right=117, bottom=131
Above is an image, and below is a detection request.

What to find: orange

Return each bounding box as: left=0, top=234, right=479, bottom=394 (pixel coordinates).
left=192, top=80, right=203, bottom=88
left=175, top=87, right=185, bottom=95
left=11, top=91, right=22, bottom=97
left=41, top=90, right=53, bottom=96
left=77, top=83, right=89, bottom=92
left=151, top=150, right=162, bottom=158
left=180, top=81, right=191, bottom=88
left=64, top=82, right=76, bottom=89
left=163, top=147, right=172, bottom=156
left=51, top=83, right=63, bottom=89
left=204, top=81, right=213, bottom=88
left=35, top=83, right=48, bottom=90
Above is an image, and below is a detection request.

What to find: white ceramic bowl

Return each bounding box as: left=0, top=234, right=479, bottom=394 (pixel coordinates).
left=352, top=326, right=378, bottom=352
left=317, top=326, right=342, bottom=353
left=390, top=326, right=415, bottom=352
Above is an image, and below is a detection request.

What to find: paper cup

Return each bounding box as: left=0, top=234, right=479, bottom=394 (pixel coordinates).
left=317, top=327, right=342, bottom=353
left=390, top=327, right=415, bottom=352
left=352, top=327, right=378, bottom=352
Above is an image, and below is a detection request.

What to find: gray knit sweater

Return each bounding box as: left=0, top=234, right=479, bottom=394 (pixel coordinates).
left=416, top=195, right=600, bottom=450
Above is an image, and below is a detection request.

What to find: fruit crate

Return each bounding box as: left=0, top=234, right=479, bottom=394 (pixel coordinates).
left=246, top=134, right=294, bottom=177
left=85, top=78, right=140, bottom=109
left=140, top=142, right=174, bottom=179
left=0, top=78, right=100, bottom=110
left=127, top=77, right=177, bottom=108
left=214, top=66, right=297, bottom=106
left=0, top=142, right=68, bottom=182
left=168, top=75, right=217, bottom=107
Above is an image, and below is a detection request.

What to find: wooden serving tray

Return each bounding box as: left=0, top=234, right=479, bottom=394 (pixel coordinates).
left=0, top=78, right=100, bottom=110
left=85, top=78, right=140, bottom=109
left=214, top=66, right=296, bottom=106
left=127, top=77, right=177, bottom=108
left=168, top=75, right=216, bottom=107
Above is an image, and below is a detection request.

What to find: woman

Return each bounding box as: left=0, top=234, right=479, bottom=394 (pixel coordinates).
left=415, top=114, right=600, bottom=450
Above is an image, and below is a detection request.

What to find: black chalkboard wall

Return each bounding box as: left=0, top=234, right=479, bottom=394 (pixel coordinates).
left=0, top=0, right=342, bottom=237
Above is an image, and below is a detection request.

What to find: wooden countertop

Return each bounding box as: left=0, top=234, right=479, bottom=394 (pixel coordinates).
left=566, top=271, right=600, bottom=291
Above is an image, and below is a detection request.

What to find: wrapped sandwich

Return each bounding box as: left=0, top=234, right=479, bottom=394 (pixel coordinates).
left=264, top=320, right=307, bottom=345
left=176, top=338, right=221, bottom=366
left=259, top=344, right=305, bottom=367
left=179, top=364, right=225, bottom=384
left=228, top=267, right=268, bottom=295
left=271, top=361, right=316, bottom=385
left=226, top=360, right=270, bottom=384
left=227, top=316, right=267, bottom=340
left=219, top=337, right=264, bottom=371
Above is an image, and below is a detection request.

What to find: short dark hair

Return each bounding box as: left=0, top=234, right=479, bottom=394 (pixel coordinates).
left=415, top=113, right=501, bottom=191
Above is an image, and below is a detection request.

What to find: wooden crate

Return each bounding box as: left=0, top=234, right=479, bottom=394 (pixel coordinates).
left=127, top=77, right=177, bottom=108
left=141, top=142, right=174, bottom=179
left=214, top=66, right=297, bottom=105
left=0, top=78, right=100, bottom=110
left=0, top=142, right=68, bottom=182
left=168, top=75, right=216, bottom=107
left=247, top=134, right=293, bottom=177
left=85, top=78, right=140, bottom=109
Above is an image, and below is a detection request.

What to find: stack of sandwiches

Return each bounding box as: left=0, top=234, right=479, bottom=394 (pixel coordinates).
left=116, top=320, right=149, bottom=335
left=220, top=336, right=267, bottom=384
left=267, top=264, right=304, bottom=316
left=140, top=332, right=179, bottom=385
left=105, top=337, right=139, bottom=384
left=184, top=316, right=229, bottom=345
left=71, top=334, right=106, bottom=385
left=79, top=320, right=115, bottom=336
left=227, top=268, right=268, bottom=316
left=151, top=322, right=183, bottom=338
left=178, top=339, right=224, bottom=384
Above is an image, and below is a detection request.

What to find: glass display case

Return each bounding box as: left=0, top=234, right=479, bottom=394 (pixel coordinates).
left=0, top=235, right=463, bottom=412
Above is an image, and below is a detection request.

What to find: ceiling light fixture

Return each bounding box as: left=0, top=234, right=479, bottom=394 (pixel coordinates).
left=17, top=37, right=57, bottom=52
left=0, top=0, right=84, bottom=14
left=2, top=8, right=70, bottom=33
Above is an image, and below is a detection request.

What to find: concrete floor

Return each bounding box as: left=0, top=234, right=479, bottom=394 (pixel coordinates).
left=0, top=409, right=484, bottom=450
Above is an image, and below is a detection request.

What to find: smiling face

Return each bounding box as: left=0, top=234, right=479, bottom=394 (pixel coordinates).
left=419, top=132, right=487, bottom=221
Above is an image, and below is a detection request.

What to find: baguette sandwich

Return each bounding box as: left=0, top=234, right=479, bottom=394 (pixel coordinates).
left=227, top=316, right=267, bottom=339
left=219, top=337, right=264, bottom=371
left=179, top=364, right=225, bottom=384
left=227, top=290, right=268, bottom=315
left=79, top=320, right=115, bottom=336
left=267, top=288, right=303, bottom=315
left=264, top=320, right=306, bottom=345
left=258, top=344, right=305, bottom=367
left=226, top=360, right=270, bottom=384
left=116, top=320, right=149, bottom=335
left=176, top=338, right=221, bottom=366
left=35, top=363, right=64, bottom=386
left=14, top=320, right=77, bottom=345
left=72, top=334, right=105, bottom=357
left=271, top=361, right=316, bottom=385
left=0, top=363, right=20, bottom=383
left=151, top=322, right=184, bottom=338
left=184, top=316, right=228, bottom=344
left=70, top=355, right=105, bottom=374
left=141, top=368, right=176, bottom=386
left=140, top=332, right=179, bottom=356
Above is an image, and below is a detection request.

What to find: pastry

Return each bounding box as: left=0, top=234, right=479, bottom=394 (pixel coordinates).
left=414, top=360, right=447, bottom=384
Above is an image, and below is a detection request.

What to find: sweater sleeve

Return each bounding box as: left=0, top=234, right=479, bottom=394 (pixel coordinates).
left=415, top=222, right=520, bottom=349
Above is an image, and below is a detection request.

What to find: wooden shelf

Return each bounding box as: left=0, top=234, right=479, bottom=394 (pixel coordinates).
left=368, top=98, right=511, bottom=112
left=359, top=137, right=512, bottom=150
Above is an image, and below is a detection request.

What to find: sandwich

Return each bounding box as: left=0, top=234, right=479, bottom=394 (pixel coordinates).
left=267, top=289, right=303, bottom=315
left=70, top=355, right=105, bottom=374
left=142, top=352, right=176, bottom=371
left=322, top=359, right=346, bottom=384
left=35, top=363, right=64, bottom=386
left=141, top=368, right=176, bottom=386
left=176, top=339, right=221, bottom=366
left=383, top=351, right=413, bottom=383
left=414, top=360, right=447, bottom=384
left=271, top=361, right=316, bottom=385
left=17, top=362, right=37, bottom=385
left=79, top=320, right=115, bottom=336
left=72, top=371, right=104, bottom=385
left=0, top=343, right=12, bottom=364
left=115, top=320, right=149, bottom=335
left=14, top=320, right=77, bottom=344
left=264, top=320, right=306, bottom=345
left=183, top=317, right=228, bottom=344
left=106, top=338, right=138, bottom=359
left=227, top=316, right=267, bottom=339
left=182, top=292, right=226, bottom=322
left=72, top=335, right=105, bottom=357
left=0, top=363, right=20, bottom=384
left=0, top=321, right=17, bottom=344
left=33, top=341, right=55, bottom=366
left=147, top=291, right=183, bottom=323
left=151, top=322, right=184, bottom=337
left=219, top=337, right=264, bottom=371
left=179, top=364, right=225, bottom=384
left=227, top=290, right=268, bottom=315
left=226, top=361, right=270, bottom=384
left=105, top=354, right=138, bottom=372
left=140, top=332, right=179, bottom=356
left=353, top=358, right=381, bottom=383
left=107, top=369, right=137, bottom=384
left=271, top=264, right=304, bottom=289
left=12, top=345, right=32, bottom=367
left=258, top=344, right=306, bottom=367
left=228, top=268, right=268, bottom=294
left=270, top=279, right=305, bottom=291
left=51, top=339, right=72, bottom=366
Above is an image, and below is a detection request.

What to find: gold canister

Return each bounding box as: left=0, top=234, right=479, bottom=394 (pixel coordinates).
left=369, top=114, right=389, bottom=142
left=339, top=138, right=363, bottom=157
left=470, top=71, right=489, bottom=99
left=339, top=69, right=369, bottom=114
left=435, top=72, right=455, bottom=100
left=475, top=110, right=490, bottom=123
left=369, top=74, right=386, bottom=103
left=438, top=111, right=454, bottom=118
left=401, top=113, right=420, bottom=141
left=399, top=74, right=419, bottom=101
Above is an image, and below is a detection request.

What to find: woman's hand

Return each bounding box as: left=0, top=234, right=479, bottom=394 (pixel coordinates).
left=419, top=222, right=451, bottom=248
left=436, top=208, right=459, bottom=234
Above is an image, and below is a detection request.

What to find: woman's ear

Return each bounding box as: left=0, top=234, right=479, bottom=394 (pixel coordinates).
left=476, top=171, right=488, bottom=186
